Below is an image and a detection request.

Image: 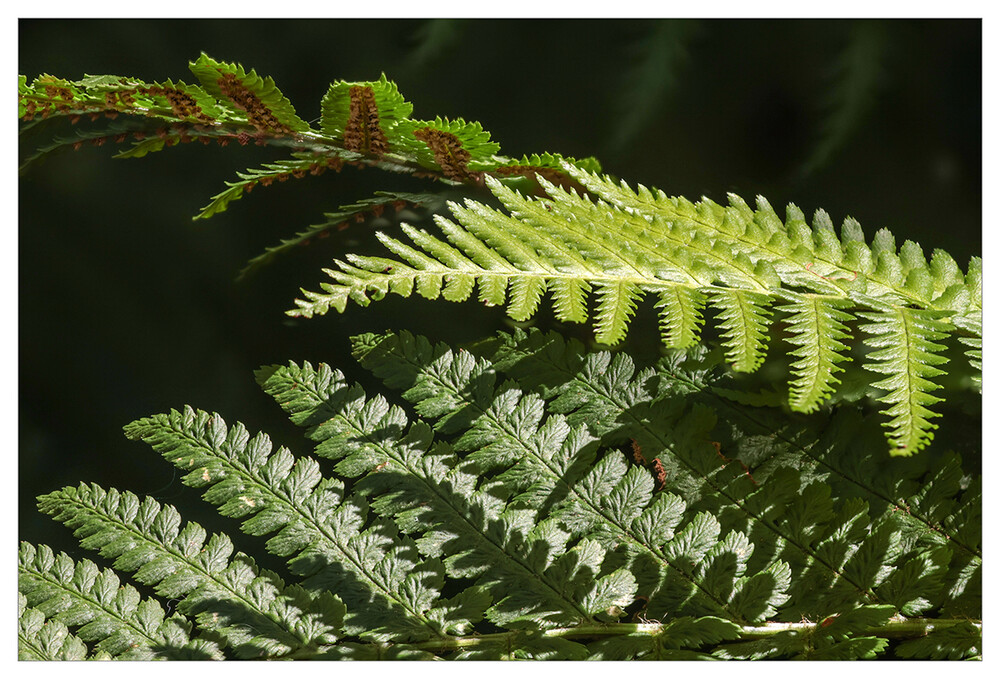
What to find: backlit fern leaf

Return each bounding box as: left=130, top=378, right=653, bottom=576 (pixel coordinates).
left=779, top=295, right=854, bottom=412
left=858, top=304, right=951, bottom=454
left=293, top=166, right=978, bottom=455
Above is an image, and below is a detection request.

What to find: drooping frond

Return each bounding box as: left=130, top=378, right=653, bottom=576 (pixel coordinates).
left=236, top=192, right=447, bottom=280
left=293, top=167, right=979, bottom=455
left=857, top=303, right=951, bottom=455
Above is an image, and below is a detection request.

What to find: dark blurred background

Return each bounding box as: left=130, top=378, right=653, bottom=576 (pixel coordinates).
left=19, top=19, right=981, bottom=556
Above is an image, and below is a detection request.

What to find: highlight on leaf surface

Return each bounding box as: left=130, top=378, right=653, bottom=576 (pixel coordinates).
left=292, top=166, right=980, bottom=455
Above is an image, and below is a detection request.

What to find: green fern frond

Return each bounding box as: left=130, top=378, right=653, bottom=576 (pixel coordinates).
left=293, top=166, right=978, bottom=455
left=188, top=53, right=309, bottom=134
left=36, top=483, right=347, bottom=658
left=858, top=304, right=951, bottom=454
left=19, top=594, right=91, bottom=660
left=320, top=74, right=413, bottom=153
left=18, top=543, right=221, bottom=660
left=779, top=295, right=854, bottom=412
left=123, top=406, right=479, bottom=642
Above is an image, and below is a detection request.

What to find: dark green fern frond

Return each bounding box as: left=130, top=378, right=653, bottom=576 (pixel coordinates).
left=237, top=191, right=446, bottom=280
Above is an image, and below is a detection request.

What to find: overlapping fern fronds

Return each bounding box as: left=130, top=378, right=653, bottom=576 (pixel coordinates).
left=19, top=56, right=979, bottom=456
left=294, top=169, right=980, bottom=455
left=21, top=329, right=980, bottom=659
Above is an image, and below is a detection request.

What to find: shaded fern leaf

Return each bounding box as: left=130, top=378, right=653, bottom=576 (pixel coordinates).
left=894, top=620, right=982, bottom=660
left=255, top=360, right=636, bottom=630
left=587, top=616, right=741, bottom=660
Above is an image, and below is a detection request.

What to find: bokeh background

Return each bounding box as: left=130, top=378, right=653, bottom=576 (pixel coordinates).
left=19, top=19, right=981, bottom=556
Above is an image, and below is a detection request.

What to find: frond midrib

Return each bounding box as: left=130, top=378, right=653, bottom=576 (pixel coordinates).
left=46, top=487, right=299, bottom=645
left=284, top=374, right=599, bottom=625
left=153, top=417, right=448, bottom=638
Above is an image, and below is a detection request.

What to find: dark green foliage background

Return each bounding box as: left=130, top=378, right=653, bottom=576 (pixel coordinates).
left=19, top=19, right=980, bottom=561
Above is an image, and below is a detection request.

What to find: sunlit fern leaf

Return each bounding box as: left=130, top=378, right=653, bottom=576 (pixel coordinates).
left=36, top=483, right=348, bottom=658
left=292, top=163, right=978, bottom=455
left=708, top=289, right=773, bottom=373
left=778, top=294, right=854, bottom=412
left=395, top=117, right=501, bottom=179
left=655, top=285, right=707, bottom=349
left=857, top=304, right=951, bottom=455
left=123, top=407, right=480, bottom=642
left=18, top=543, right=222, bottom=660
left=321, top=74, right=414, bottom=155
left=18, top=594, right=90, bottom=661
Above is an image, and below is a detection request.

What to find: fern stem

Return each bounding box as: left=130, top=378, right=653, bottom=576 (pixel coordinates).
left=396, top=616, right=982, bottom=654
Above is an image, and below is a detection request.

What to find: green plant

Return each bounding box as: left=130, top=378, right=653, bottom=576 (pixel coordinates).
left=18, top=54, right=980, bottom=660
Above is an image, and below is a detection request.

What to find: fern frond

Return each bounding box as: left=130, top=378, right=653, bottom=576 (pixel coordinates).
left=778, top=294, right=854, bottom=412
left=293, top=165, right=979, bottom=455
left=18, top=542, right=221, bottom=660
left=321, top=74, right=413, bottom=156
left=256, top=361, right=638, bottom=629
left=194, top=153, right=345, bottom=219
left=858, top=304, right=951, bottom=454
left=237, top=192, right=446, bottom=280
left=123, top=406, right=477, bottom=642
left=450, top=329, right=963, bottom=618
left=18, top=593, right=90, bottom=660
left=188, top=53, right=309, bottom=135
left=36, top=483, right=346, bottom=658
left=348, top=332, right=825, bottom=623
